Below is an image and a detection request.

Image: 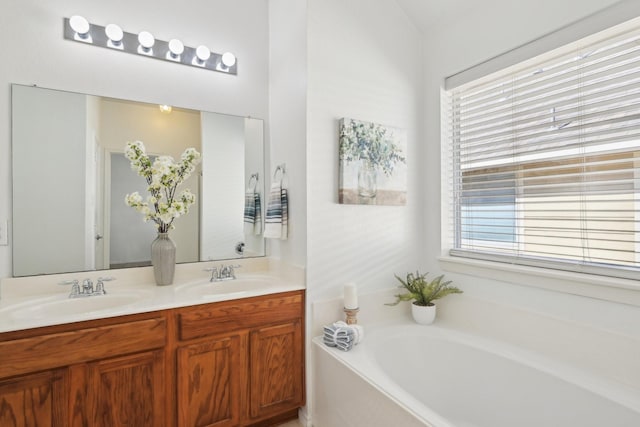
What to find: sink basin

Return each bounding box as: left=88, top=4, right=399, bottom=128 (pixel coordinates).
left=177, top=275, right=278, bottom=300
left=3, top=292, right=149, bottom=321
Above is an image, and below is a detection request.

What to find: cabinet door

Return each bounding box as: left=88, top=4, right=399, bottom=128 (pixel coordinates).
left=177, top=335, right=242, bottom=427
left=0, top=370, right=66, bottom=427
left=89, top=350, right=165, bottom=427
left=249, top=320, right=303, bottom=420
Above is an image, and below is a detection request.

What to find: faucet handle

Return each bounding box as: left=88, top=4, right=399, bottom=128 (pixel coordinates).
left=95, top=282, right=105, bottom=294
left=204, top=266, right=219, bottom=282
left=59, top=279, right=81, bottom=297
left=95, top=277, right=114, bottom=295
left=228, top=264, right=241, bottom=279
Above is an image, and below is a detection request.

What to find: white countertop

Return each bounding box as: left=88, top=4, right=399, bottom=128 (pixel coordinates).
left=0, top=257, right=305, bottom=334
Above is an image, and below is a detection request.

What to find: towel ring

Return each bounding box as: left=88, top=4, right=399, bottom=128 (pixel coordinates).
left=248, top=173, right=259, bottom=191
left=273, top=164, right=286, bottom=182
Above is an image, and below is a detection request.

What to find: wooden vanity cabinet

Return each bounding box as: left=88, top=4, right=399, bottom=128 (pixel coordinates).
left=0, top=314, right=167, bottom=427
left=249, top=320, right=303, bottom=421
left=175, top=290, right=305, bottom=427
left=0, top=369, right=66, bottom=426
left=79, top=349, right=166, bottom=427
left=175, top=334, right=245, bottom=427
left=0, top=290, right=304, bottom=427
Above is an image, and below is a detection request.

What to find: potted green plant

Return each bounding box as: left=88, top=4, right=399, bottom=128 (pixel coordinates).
left=386, top=271, right=463, bottom=324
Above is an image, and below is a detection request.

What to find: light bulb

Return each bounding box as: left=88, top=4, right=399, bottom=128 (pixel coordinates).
left=138, top=31, right=155, bottom=51
left=105, top=24, right=123, bottom=48
left=195, top=45, right=210, bottom=62
left=69, top=15, right=91, bottom=41
left=159, top=105, right=172, bottom=113
left=168, top=39, right=184, bottom=59
left=221, top=52, right=236, bottom=68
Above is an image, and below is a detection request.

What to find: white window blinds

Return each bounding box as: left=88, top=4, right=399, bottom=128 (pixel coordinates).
left=444, top=18, right=640, bottom=280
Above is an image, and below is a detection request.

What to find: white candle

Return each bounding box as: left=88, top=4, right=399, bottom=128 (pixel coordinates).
left=344, top=283, right=358, bottom=309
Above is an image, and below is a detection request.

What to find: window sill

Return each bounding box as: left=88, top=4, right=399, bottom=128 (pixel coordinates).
left=438, top=255, right=640, bottom=307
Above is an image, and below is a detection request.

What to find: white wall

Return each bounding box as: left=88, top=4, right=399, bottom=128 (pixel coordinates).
left=303, top=3, right=422, bottom=422
left=305, top=0, right=424, bottom=304
left=0, top=0, right=269, bottom=279
left=422, top=0, right=640, bottom=333
left=243, top=118, right=266, bottom=257
left=268, top=0, right=308, bottom=268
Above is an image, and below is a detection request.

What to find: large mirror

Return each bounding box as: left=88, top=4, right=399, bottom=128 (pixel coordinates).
left=12, top=84, right=265, bottom=277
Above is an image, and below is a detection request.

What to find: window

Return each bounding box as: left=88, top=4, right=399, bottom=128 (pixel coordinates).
left=444, top=18, right=640, bottom=280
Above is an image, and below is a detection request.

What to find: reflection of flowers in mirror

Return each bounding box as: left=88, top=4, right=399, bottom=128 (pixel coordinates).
left=339, top=118, right=405, bottom=176
left=124, top=141, right=201, bottom=233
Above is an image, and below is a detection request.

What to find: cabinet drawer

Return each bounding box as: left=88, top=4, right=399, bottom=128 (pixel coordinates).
left=178, top=291, right=303, bottom=341
left=0, top=317, right=166, bottom=379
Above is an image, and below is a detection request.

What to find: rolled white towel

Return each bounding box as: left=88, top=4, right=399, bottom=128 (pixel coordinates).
left=322, top=321, right=364, bottom=351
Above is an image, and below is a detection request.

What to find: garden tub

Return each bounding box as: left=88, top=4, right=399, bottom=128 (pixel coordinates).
left=312, top=321, right=640, bottom=427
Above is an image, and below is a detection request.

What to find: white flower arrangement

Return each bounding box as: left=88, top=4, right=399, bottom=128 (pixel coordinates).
left=124, top=141, right=201, bottom=233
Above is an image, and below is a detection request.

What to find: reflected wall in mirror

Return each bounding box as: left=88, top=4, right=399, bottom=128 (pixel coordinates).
left=12, top=84, right=265, bottom=277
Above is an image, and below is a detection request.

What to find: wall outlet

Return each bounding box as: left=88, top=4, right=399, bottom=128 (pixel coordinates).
left=0, top=220, right=7, bottom=246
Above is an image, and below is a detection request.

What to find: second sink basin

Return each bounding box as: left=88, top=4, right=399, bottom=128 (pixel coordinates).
left=177, top=275, right=278, bottom=300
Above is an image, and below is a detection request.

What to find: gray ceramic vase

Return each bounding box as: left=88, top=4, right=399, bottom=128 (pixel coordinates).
left=151, top=232, right=176, bottom=285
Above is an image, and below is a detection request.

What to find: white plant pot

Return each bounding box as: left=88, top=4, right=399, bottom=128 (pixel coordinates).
left=411, top=302, right=436, bottom=325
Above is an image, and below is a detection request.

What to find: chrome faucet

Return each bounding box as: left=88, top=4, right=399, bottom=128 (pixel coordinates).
left=60, top=277, right=114, bottom=298
left=220, top=264, right=240, bottom=280
left=205, top=264, right=241, bottom=282
left=82, top=278, right=94, bottom=294
left=205, top=266, right=219, bottom=282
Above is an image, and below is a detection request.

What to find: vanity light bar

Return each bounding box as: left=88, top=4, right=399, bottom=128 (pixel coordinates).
left=63, top=16, right=238, bottom=75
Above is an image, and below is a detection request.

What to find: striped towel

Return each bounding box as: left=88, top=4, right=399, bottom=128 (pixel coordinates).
left=254, top=192, right=262, bottom=234
left=264, top=181, right=288, bottom=240
left=322, top=321, right=364, bottom=352
left=243, top=189, right=262, bottom=235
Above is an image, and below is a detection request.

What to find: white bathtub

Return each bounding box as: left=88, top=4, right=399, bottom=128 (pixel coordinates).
left=312, top=321, right=640, bottom=427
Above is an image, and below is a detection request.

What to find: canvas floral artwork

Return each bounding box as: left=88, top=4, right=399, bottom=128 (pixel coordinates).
left=338, top=118, right=407, bottom=205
